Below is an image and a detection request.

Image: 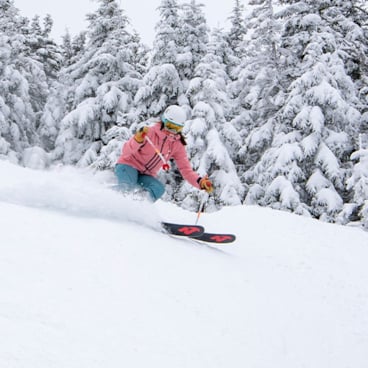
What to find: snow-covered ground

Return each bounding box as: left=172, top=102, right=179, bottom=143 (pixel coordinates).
left=1, top=161, right=368, bottom=368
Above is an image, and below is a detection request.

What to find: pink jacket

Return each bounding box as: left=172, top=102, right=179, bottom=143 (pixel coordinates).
left=117, top=123, right=201, bottom=189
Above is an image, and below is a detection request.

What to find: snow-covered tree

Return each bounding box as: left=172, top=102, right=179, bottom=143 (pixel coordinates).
left=134, top=0, right=185, bottom=118
left=26, top=14, right=62, bottom=80
left=245, top=0, right=361, bottom=221
left=226, top=0, right=246, bottom=81
left=52, top=0, right=146, bottom=167
left=134, top=63, right=182, bottom=119
left=229, top=0, right=282, bottom=176
left=60, top=30, right=87, bottom=67
left=38, top=30, right=88, bottom=151
left=321, top=0, right=368, bottom=225
left=129, top=30, right=150, bottom=76
left=38, top=79, right=68, bottom=151
left=345, top=133, right=368, bottom=228
left=227, top=0, right=246, bottom=53
left=173, top=30, right=243, bottom=210
left=178, top=104, right=243, bottom=210
left=20, top=14, right=62, bottom=129
left=151, top=0, right=183, bottom=67
left=0, top=0, right=45, bottom=162
left=178, top=0, right=209, bottom=84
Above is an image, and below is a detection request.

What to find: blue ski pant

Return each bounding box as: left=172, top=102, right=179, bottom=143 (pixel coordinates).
left=114, top=164, right=165, bottom=202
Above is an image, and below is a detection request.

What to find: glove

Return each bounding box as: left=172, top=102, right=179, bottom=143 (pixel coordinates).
left=198, top=175, right=213, bottom=193
left=134, top=126, right=149, bottom=143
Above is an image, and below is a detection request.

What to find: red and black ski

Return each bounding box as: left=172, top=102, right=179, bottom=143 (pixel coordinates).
left=162, top=222, right=236, bottom=244
left=161, top=222, right=204, bottom=237
left=191, top=232, right=236, bottom=244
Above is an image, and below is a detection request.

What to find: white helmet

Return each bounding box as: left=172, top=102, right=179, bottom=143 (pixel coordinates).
left=162, top=105, right=187, bottom=127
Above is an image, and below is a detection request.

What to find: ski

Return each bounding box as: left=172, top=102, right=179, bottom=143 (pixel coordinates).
left=191, top=232, right=236, bottom=244
left=161, top=222, right=205, bottom=237
left=161, top=222, right=236, bottom=244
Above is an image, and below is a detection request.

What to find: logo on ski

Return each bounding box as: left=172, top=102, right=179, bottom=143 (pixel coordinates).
left=161, top=222, right=205, bottom=237
left=193, top=233, right=236, bottom=244
left=210, top=235, right=234, bottom=243
left=178, top=226, right=203, bottom=235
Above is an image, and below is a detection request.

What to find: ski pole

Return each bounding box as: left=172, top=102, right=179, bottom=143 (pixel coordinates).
left=195, top=192, right=209, bottom=225
left=144, top=135, right=170, bottom=171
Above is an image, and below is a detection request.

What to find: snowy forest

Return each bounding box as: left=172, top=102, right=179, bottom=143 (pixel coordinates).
left=1, top=0, right=368, bottom=228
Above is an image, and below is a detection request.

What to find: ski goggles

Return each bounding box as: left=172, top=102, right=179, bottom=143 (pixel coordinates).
left=162, top=118, right=184, bottom=133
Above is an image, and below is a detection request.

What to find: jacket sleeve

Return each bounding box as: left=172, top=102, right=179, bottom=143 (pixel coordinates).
left=172, top=143, right=201, bottom=189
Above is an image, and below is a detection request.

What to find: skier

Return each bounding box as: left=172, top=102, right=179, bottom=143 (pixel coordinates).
left=115, top=105, right=213, bottom=201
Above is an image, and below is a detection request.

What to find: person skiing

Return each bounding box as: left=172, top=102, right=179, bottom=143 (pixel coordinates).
left=115, top=105, right=213, bottom=201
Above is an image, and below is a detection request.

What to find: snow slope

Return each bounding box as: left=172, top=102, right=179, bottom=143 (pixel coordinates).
left=1, top=161, right=368, bottom=368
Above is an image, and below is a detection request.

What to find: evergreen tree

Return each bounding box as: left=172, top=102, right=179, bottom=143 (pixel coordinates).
left=39, top=30, right=87, bottom=151
left=134, top=0, right=185, bottom=118
left=52, top=0, right=146, bottom=167
left=323, top=0, right=368, bottom=225
left=130, top=30, right=149, bottom=76
left=0, top=0, right=44, bottom=162
left=174, top=29, right=243, bottom=210
left=345, top=133, right=368, bottom=227
left=206, top=29, right=242, bottom=160
left=23, top=14, right=62, bottom=124
left=226, top=0, right=246, bottom=81
left=151, top=0, right=183, bottom=67
left=24, top=14, right=61, bottom=81
left=230, top=0, right=282, bottom=176
left=321, top=1, right=368, bottom=133
left=178, top=0, right=209, bottom=84
left=227, top=0, right=246, bottom=52
left=60, top=30, right=87, bottom=67
left=60, top=31, right=73, bottom=66
left=245, top=0, right=362, bottom=222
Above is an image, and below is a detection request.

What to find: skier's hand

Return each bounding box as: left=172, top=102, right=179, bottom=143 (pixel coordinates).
left=199, top=175, right=213, bottom=193
left=134, top=126, right=149, bottom=143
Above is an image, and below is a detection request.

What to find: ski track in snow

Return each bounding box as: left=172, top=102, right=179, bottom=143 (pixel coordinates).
left=1, top=161, right=368, bottom=368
